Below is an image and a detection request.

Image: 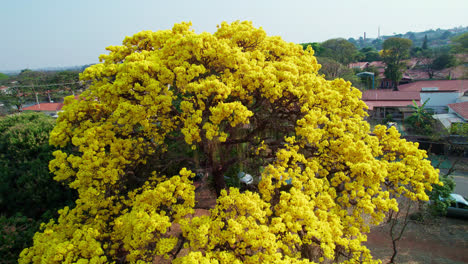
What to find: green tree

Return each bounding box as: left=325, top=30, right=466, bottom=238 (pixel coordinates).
left=414, top=48, right=436, bottom=79
left=427, top=174, right=455, bottom=216
left=381, top=37, right=413, bottom=90
left=422, top=34, right=428, bottom=50
left=0, top=113, right=76, bottom=218
left=321, top=38, right=357, bottom=64
left=0, top=86, right=28, bottom=113
left=404, top=99, right=435, bottom=135
left=358, top=47, right=381, bottom=62
left=300, top=42, right=323, bottom=56
left=47, top=71, right=82, bottom=96
left=0, top=214, right=39, bottom=264
left=432, top=53, right=456, bottom=70
left=316, top=57, right=362, bottom=88
left=0, top=113, right=76, bottom=264
left=451, top=32, right=468, bottom=53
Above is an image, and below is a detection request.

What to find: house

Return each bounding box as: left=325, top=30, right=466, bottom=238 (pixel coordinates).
left=349, top=62, right=369, bottom=70
left=0, top=86, right=9, bottom=94
left=448, top=101, right=468, bottom=121
left=363, top=80, right=467, bottom=121
left=22, top=102, right=64, bottom=116
left=435, top=101, right=468, bottom=130
left=362, top=90, right=419, bottom=120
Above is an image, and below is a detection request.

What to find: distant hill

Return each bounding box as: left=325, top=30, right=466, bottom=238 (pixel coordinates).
left=347, top=26, right=468, bottom=50
left=1, top=64, right=94, bottom=75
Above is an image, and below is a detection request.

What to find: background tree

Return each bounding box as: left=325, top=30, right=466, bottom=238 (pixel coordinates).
left=414, top=48, right=436, bottom=79
left=451, top=32, right=468, bottom=53
left=0, top=113, right=76, bottom=218
left=381, top=37, right=413, bottom=90
left=20, top=22, right=439, bottom=264
left=320, top=38, right=357, bottom=64
left=358, top=47, right=381, bottom=62
left=0, top=86, right=29, bottom=113
left=431, top=52, right=456, bottom=70
left=316, top=57, right=360, bottom=83
left=300, top=42, right=323, bottom=56
left=0, top=113, right=77, bottom=264
left=422, top=34, right=428, bottom=50
left=46, top=70, right=82, bottom=97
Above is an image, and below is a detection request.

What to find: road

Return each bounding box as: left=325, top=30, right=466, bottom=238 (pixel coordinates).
left=453, top=174, right=468, bottom=197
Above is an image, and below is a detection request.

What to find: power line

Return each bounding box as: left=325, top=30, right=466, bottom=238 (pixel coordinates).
left=8, top=81, right=82, bottom=89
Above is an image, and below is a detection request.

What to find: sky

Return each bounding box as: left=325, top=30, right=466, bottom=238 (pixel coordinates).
left=1, top=0, right=467, bottom=72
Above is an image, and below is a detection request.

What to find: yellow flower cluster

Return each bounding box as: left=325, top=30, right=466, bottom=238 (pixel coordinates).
left=20, top=21, right=439, bottom=264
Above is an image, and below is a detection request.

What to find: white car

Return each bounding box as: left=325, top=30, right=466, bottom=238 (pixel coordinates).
left=446, top=193, right=468, bottom=218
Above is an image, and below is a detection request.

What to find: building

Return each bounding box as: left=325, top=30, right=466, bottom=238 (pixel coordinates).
left=435, top=101, right=468, bottom=130
left=363, top=80, right=467, bottom=121
left=22, top=102, right=64, bottom=116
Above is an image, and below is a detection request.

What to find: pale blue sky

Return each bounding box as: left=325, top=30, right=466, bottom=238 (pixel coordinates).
left=1, top=0, right=467, bottom=72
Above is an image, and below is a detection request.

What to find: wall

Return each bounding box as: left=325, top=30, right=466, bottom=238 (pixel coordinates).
left=420, top=91, right=461, bottom=114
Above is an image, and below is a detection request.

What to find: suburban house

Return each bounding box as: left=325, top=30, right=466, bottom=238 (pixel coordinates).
left=362, top=80, right=468, bottom=121
left=349, top=62, right=369, bottom=70
left=0, top=86, right=9, bottom=94
left=350, top=59, right=466, bottom=89
left=449, top=101, right=468, bottom=123
left=434, top=101, right=468, bottom=130
left=22, top=102, right=64, bottom=116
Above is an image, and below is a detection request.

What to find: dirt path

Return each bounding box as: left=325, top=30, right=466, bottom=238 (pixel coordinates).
left=365, top=217, right=468, bottom=264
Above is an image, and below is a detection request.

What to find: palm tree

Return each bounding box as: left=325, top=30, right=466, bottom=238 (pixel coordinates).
left=405, top=99, right=435, bottom=135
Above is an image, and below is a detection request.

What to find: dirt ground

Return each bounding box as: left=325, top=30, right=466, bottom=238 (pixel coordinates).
left=365, top=216, right=468, bottom=264
left=366, top=156, right=468, bottom=264
left=155, top=161, right=468, bottom=264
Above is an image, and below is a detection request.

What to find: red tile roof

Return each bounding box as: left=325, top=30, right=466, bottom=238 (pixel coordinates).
left=397, top=80, right=467, bottom=93
left=362, top=90, right=420, bottom=101
left=448, top=101, right=468, bottom=121
left=349, top=62, right=369, bottom=69
left=366, top=100, right=419, bottom=110
left=361, top=80, right=467, bottom=110
left=22, top=103, right=64, bottom=111
left=369, top=61, right=386, bottom=68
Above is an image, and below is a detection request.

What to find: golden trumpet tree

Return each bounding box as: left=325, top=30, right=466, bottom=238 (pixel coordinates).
left=19, top=21, right=439, bottom=264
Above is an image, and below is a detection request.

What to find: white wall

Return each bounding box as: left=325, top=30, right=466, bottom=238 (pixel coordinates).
left=420, top=92, right=460, bottom=114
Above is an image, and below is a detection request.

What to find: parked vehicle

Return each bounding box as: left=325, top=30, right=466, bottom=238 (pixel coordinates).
left=446, top=193, right=468, bottom=219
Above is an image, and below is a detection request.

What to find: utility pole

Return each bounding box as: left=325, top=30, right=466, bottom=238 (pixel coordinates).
left=32, top=83, right=40, bottom=107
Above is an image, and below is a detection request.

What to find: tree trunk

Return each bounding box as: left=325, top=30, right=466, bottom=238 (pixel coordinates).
left=213, top=164, right=226, bottom=197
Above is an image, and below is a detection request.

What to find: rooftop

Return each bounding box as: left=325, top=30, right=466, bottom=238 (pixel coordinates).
left=433, top=113, right=465, bottom=129
left=362, top=80, right=467, bottom=110
left=448, top=101, right=468, bottom=121
left=22, top=102, right=64, bottom=112
left=398, top=80, right=467, bottom=93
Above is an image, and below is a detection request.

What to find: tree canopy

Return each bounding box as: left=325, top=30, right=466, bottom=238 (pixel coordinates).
left=316, top=57, right=360, bottom=86
left=381, top=37, right=413, bottom=90
left=451, top=32, right=468, bottom=53
left=0, top=113, right=77, bottom=263
left=20, top=21, right=439, bottom=264
left=320, top=38, right=357, bottom=64
left=0, top=113, right=76, bottom=219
